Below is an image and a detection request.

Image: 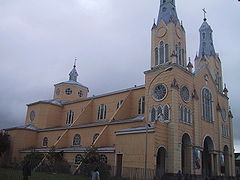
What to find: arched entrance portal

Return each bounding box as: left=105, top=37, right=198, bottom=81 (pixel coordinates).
left=156, top=147, right=166, bottom=179
left=202, top=136, right=214, bottom=178
left=223, top=145, right=230, bottom=176
left=181, top=133, right=191, bottom=175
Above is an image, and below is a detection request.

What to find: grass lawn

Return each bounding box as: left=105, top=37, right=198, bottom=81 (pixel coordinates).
left=0, top=168, right=125, bottom=180
left=0, top=168, right=89, bottom=180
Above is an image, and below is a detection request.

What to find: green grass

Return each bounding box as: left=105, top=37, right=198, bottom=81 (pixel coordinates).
left=0, top=168, right=89, bottom=180
left=0, top=168, right=126, bottom=180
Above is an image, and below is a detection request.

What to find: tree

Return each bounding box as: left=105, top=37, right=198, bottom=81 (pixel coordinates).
left=79, top=147, right=111, bottom=178
left=0, top=131, right=10, bottom=157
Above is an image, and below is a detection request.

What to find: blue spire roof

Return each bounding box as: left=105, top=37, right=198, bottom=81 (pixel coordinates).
left=198, top=19, right=216, bottom=57
left=157, top=0, right=179, bottom=25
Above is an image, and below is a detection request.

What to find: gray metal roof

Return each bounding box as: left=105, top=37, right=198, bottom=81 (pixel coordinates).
left=62, top=85, right=145, bottom=105
left=157, top=0, right=179, bottom=25
left=55, top=80, right=88, bottom=89
left=115, top=126, right=154, bottom=135
left=27, top=99, right=66, bottom=107
left=198, top=20, right=216, bottom=57
left=20, top=146, right=115, bottom=153
left=38, top=115, right=144, bottom=132
left=5, top=125, right=39, bottom=131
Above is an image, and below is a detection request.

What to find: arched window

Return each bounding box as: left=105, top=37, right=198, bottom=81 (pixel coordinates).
left=176, top=43, right=185, bottom=66
left=180, top=106, right=184, bottom=122
left=202, top=32, right=206, bottom=39
left=184, top=107, right=188, bottom=122
left=42, top=137, right=48, bottom=147
left=155, top=47, right=159, bottom=66
left=165, top=44, right=169, bottom=62
left=116, top=100, right=123, bottom=110
left=138, top=96, right=145, bottom=114
left=93, top=133, right=100, bottom=143
left=175, top=44, right=179, bottom=64
left=202, top=88, right=213, bottom=122
left=180, top=106, right=192, bottom=124
left=157, top=106, right=162, bottom=121
left=98, top=104, right=107, bottom=120
left=163, top=105, right=170, bottom=121
left=74, top=154, right=82, bottom=165
left=187, top=109, right=191, bottom=124
left=159, top=41, right=165, bottom=64
left=151, top=107, right=156, bottom=122
left=182, top=48, right=185, bottom=66
left=66, top=110, right=74, bottom=125
left=73, top=134, right=81, bottom=146
left=178, top=42, right=182, bottom=65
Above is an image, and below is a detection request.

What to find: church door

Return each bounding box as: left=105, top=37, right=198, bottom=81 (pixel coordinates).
left=116, top=154, right=123, bottom=177
left=202, top=136, right=214, bottom=178
left=181, top=133, right=191, bottom=175
left=156, top=147, right=166, bottom=179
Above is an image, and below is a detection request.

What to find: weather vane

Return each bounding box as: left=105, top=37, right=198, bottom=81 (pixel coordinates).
left=202, top=8, right=207, bottom=21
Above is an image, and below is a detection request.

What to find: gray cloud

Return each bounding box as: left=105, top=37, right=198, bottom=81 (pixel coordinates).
left=0, top=0, right=239, bottom=151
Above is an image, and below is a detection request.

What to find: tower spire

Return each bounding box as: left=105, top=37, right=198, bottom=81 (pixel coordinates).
left=69, top=58, right=78, bottom=82
left=157, top=0, right=179, bottom=25
left=198, top=12, right=216, bottom=57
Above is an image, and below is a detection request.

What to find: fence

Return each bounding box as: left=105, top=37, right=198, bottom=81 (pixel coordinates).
left=110, top=166, right=155, bottom=180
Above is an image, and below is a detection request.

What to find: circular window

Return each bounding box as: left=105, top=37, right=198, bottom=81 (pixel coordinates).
left=152, top=84, right=167, bottom=101
left=65, top=88, right=72, bottom=95
left=221, top=109, right=227, bottom=121
left=78, top=90, right=83, bottom=97
left=56, top=88, right=60, bottom=96
left=163, top=7, right=167, bottom=12
left=30, top=111, right=35, bottom=121
left=181, top=86, right=190, bottom=102
left=100, top=155, right=108, bottom=164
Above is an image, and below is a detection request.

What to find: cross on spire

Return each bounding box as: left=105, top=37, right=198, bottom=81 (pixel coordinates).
left=202, top=8, right=207, bottom=21
left=74, top=57, right=77, bottom=68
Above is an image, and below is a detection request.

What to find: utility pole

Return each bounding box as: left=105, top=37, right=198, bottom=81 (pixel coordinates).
left=144, top=122, right=149, bottom=180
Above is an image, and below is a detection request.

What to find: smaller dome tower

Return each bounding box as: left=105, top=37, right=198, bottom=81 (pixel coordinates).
left=53, top=62, right=89, bottom=101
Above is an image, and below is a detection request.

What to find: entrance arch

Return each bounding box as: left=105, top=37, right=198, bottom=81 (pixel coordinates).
left=181, top=133, right=192, bottom=175
left=156, top=147, right=166, bottom=179
left=223, top=145, right=230, bottom=176
left=202, top=136, right=214, bottom=178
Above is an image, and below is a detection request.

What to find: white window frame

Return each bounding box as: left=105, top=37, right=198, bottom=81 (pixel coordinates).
left=201, top=87, right=214, bottom=123
left=66, top=110, right=74, bottom=125
left=97, top=104, right=107, bottom=120
left=138, top=97, right=145, bottom=115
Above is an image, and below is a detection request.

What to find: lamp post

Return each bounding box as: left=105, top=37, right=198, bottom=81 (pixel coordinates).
left=144, top=122, right=149, bottom=180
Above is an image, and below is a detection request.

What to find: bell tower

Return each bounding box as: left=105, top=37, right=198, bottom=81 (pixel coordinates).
left=195, top=11, right=223, bottom=92
left=151, top=0, right=187, bottom=68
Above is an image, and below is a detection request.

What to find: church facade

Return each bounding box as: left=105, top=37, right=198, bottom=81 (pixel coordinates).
left=5, top=0, right=236, bottom=179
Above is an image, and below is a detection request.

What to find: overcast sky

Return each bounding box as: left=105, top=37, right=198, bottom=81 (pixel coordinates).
left=0, top=0, right=239, bottom=151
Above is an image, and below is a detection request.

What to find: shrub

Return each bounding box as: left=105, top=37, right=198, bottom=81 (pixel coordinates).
left=78, top=147, right=111, bottom=179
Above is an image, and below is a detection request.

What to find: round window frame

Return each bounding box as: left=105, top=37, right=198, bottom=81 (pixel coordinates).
left=65, top=88, right=72, bottom=95
left=181, top=86, right=190, bottom=103
left=152, top=83, right=168, bottom=102
left=30, top=111, right=35, bottom=121
left=78, top=90, right=83, bottom=97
